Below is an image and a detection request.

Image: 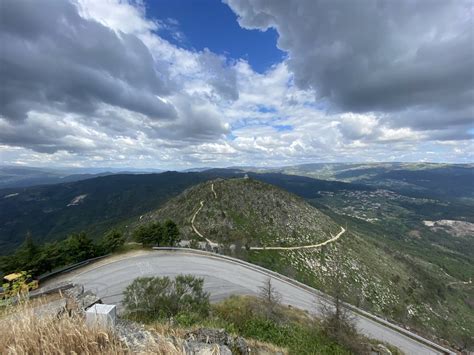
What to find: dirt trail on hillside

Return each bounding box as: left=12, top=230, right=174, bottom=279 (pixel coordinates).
left=249, top=226, right=346, bottom=250
left=191, top=200, right=218, bottom=248
left=190, top=182, right=346, bottom=250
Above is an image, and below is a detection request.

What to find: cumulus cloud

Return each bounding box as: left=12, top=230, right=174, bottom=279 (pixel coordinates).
left=225, top=0, right=473, bottom=135
left=0, top=0, right=471, bottom=168
left=0, top=0, right=177, bottom=121
left=0, top=0, right=236, bottom=156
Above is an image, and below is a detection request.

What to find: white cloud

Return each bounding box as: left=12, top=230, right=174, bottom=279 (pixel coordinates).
left=0, top=0, right=471, bottom=169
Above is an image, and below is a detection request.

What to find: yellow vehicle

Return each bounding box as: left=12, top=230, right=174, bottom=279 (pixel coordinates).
left=0, top=271, right=39, bottom=298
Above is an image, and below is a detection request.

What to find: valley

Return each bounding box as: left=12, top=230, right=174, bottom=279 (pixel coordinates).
left=1, top=163, right=473, bottom=351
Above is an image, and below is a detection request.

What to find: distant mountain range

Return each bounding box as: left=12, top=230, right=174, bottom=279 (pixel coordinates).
left=0, top=169, right=369, bottom=253
left=0, top=166, right=167, bottom=189
left=2, top=162, right=472, bottom=199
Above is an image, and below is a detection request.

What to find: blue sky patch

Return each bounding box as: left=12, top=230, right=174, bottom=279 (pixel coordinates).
left=146, top=0, right=284, bottom=73
left=257, top=105, right=277, bottom=113
left=273, top=125, right=293, bottom=132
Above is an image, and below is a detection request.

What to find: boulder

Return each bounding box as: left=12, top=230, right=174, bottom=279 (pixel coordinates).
left=372, top=344, right=392, bottom=355
left=234, top=336, right=250, bottom=355
left=186, top=328, right=234, bottom=347
left=184, top=341, right=232, bottom=355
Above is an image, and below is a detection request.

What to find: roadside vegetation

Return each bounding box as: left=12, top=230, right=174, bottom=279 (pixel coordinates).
left=133, top=219, right=180, bottom=247
left=123, top=275, right=209, bottom=324
left=0, top=220, right=180, bottom=279
left=122, top=274, right=394, bottom=354
left=0, top=300, right=184, bottom=354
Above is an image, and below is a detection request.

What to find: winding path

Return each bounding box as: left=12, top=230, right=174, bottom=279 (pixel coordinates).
left=211, top=183, right=217, bottom=199
left=190, top=200, right=218, bottom=248
left=190, top=182, right=346, bottom=250
left=250, top=226, right=345, bottom=250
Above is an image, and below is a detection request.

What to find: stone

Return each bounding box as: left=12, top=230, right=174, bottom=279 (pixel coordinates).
left=234, top=336, right=250, bottom=355
left=372, top=344, right=392, bottom=355
left=184, top=341, right=232, bottom=355
left=185, top=328, right=234, bottom=347
left=33, top=298, right=67, bottom=318
left=65, top=283, right=101, bottom=312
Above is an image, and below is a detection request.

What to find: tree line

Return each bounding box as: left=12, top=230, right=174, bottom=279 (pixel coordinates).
left=0, top=220, right=180, bottom=278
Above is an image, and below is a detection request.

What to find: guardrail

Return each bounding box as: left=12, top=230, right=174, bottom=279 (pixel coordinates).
left=38, top=254, right=111, bottom=282
left=38, top=246, right=455, bottom=354
left=153, top=247, right=456, bottom=355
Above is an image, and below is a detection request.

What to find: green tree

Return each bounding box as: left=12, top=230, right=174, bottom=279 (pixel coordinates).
left=163, top=220, right=180, bottom=246
left=35, top=241, right=64, bottom=274
left=0, top=233, right=41, bottom=275
left=101, top=229, right=126, bottom=253
left=63, top=232, right=96, bottom=263
left=133, top=222, right=164, bottom=246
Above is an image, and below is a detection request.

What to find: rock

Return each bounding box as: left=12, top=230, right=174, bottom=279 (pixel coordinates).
left=78, top=290, right=101, bottom=310
left=64, top=284, right=101, bottom=312
left=372, top=344, right=392, bottom=355
left=115, top=319, right=158, bottom=351
left=184, top=341, right=232, bottom=355
left=33, top=298, right=67, bottom=318
left=234, top=336, right=250, bottom=355
left=186, top=328, right=234, bottom=348
left=64, top=284, right=84, bottom=299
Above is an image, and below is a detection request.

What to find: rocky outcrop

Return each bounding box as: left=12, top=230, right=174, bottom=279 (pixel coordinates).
left=64, top=284, right=101, bottom=312
left=186, top=328, right=250, bottom=354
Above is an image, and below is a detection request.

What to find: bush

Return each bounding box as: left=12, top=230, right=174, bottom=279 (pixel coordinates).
left=213, top=296, right=351, bottom=354
left=62, top=232, right=97, bottom=264
left=0, top=229, right=119, bottom=278
left=163, top=220, right=180, bottom=246
left=123, top=275, right=209, bottom=322
left=100, top=229, right=126, bottom=253
left=133, top=220, right=180, bottom=247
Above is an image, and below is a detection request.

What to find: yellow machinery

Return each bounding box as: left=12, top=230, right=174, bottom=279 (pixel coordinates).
left=0, top=271, right=39, bottom=298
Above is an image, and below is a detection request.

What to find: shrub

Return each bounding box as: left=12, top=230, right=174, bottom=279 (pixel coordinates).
left=133, top=220, right=181, bottom=247
left=123, top=275, right=209, bottom=322
left=213, top=296, right=351, bottom=354
left=163, top=220, right=180, bottom=246
left=100, top=229, right=126, bottom=253
left=258, top=277, right=282, bottom=320
left=62, top=232, right=97, bottom=264
left=133, top=222, right=163, bottom=246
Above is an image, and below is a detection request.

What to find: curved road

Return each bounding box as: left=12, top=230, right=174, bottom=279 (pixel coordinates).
left=63, top=251, right=451, bottom=355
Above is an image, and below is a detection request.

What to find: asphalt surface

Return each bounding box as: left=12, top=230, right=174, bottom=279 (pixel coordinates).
left=67, top=251, right=447, bottom=355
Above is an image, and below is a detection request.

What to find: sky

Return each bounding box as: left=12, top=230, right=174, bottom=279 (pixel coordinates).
left=0, top=0, right=472, bottom=169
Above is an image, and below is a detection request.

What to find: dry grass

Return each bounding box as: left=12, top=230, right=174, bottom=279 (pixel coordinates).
left=148, top=322, right=188, bottom=339
left=0, top=302, right=127, bottom=354
left=0, top=299, right=184, bottom=355
left=246, top=339, right=289, bottom=354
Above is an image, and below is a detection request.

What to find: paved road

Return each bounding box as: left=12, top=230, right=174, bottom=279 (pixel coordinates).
left=67, top=251, right=449, bottom=355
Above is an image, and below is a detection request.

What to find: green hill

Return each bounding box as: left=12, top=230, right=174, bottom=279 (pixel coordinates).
left=136, top=177, right=340, bottom=246
left=132, top=177, right=473, bottom=348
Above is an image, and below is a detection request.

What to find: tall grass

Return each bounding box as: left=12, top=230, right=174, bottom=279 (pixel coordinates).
left=0, top=299, right=182, bottom=354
